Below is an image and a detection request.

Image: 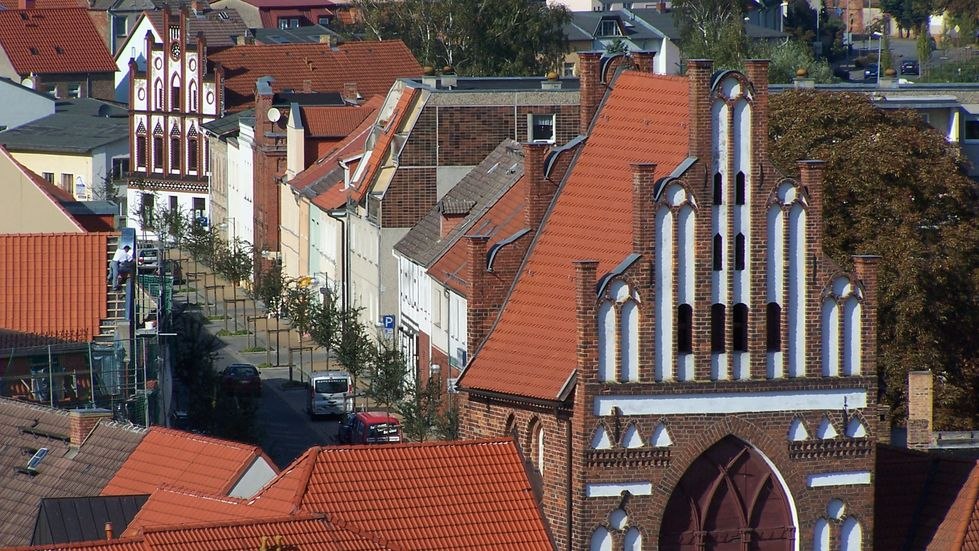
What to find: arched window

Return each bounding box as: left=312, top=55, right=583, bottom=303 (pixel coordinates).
left=189, top=81, right=198, bottom=112
left=154, top=79, right=163, bottom=110
left=766, top=302, right=781, bottom=351
left=712, top=234, right=723, bottom=271
left=732, top=303, right=748, bottom=352
left=711, top=304, right=725, bottom=352
left=188, top=136, right=198, bottom=171
left=135, top=132, right=147, bottom=167
left=170, top=74, right=180, bottom=111
left=713, top=172, right=723, bottom=204
left=624, top=527, right=642, bottom=551
left=735, top=171, right=746, bottom=205
left=841, top=517, right=862, bottom=551
left=813, top=518, right=830, bottom=551
left=170, top=137, right=181, bottom=171
left=677, top=304, right=692, bottom=354
left=735, top=232, right=746, bottom=270
left=590, top=527, right=612, bottom=551
left=527, top=418, right=544, bottom=475
left=152, top=136, right=163, bottom=169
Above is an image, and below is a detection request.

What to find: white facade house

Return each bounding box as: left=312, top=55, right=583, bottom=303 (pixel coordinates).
left=0, top=78, right=55, bottom=131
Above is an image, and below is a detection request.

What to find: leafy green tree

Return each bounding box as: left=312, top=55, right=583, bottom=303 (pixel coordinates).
left=396, top=375, right=442, bottom=442
left=370, top=339, right=407, bottom=411
left=769, top=90, right=979, bottom=429
left=214, top=238, right=253, bottom=332
left=309, top=289, right=342, bottom=370
left=348, top=0, right=570, bottom=76
left=750, top=39, right=835, bottom=83
left=335, top=308, right=374, bottom=411
left=170, top=304, right=220, bottom=432
left=672, top=0, right=748, bottom=69
left=284, top=276, right=319, bottom=381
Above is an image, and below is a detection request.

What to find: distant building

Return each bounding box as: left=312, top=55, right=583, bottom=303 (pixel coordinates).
left=0, top=78, right=56, bottom=131
left=209, top=0, right=353, bottom=30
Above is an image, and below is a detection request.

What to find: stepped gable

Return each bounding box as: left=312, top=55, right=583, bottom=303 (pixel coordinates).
left=458, top=70, right=689, bottom=400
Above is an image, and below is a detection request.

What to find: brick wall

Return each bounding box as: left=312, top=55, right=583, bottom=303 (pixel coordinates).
left=379, top=167, right=436, bottom=228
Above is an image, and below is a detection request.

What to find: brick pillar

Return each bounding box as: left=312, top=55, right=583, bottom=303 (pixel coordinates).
left=797, top=160, right=825, bottom=249
left=578, top=52, right=605, bottom=135
left=465, top=235, right=491, bottom=355
left=631, top=50, right=656, bottom=74
left=906, top=370, right=933, bottom=450
left=68, top=408, right=113, bottom=446
left=852, top=254, right=880, bottom=379
left=571, top=259, right=598, bottom=550
left=686, top=59, right=713, bottom=164
left=631, top=163, right=657, bottom=256
left=523, top=142, right=551, bottom=230
left=743, top=59, right=770, bottom=164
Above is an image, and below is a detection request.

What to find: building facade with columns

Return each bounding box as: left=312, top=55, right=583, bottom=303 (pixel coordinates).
left=458, top=52, right=880, bottom=551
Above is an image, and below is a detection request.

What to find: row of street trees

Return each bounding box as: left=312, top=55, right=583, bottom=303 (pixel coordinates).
left=147, top=205, right=457, bottom=441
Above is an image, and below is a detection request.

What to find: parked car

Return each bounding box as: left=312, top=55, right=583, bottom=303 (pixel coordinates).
left=900, top=60, right=919, bottom=75
left=863, top=63, right=878, bottom=80
left=137, top=247, right=160, bottom=274
left=338, top=411, right=402, bottom=444
left=220, top=363, right=262, bottom=397
left=307, top=371, right=353, bottom=419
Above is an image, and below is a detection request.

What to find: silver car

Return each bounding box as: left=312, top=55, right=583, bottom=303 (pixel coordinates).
left=307, top=371, right=353, bottom=418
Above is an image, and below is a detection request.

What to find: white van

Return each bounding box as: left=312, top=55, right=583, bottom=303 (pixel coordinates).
left=307, top=371, right=353, bottom=418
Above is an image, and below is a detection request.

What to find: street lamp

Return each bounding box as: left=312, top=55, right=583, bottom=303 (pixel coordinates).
left=872, top=31, right=883, bottom=85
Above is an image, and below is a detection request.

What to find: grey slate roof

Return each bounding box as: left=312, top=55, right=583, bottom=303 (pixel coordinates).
left=252, top=24, right=340, bottom=44
left=394, top=139, right=524, bottom=267
left=0, top=399, right=146, bottom=547
left=0, top=99, right=128, bottom=154
left=145, top=6, right=248, bottom=49
left=201, top=108, right=254, bottom=138
left=32, top=494, right=148, bottom=545
left=568, top=11, right=666, bottom=41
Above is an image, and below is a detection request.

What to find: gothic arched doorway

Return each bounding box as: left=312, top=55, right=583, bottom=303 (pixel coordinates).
left=659, top=435, right=795, bottom=551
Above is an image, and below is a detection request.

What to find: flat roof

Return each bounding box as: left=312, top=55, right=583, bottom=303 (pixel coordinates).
left=404, top=76, right=581, bottom=92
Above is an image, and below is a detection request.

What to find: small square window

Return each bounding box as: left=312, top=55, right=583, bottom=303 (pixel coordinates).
left=42, top=172, right=54, bottom=184
left=61, top=173, right=74, bottom=191
left=562, top=62, right=575, bottom=78
left=67, top=83, right=81, bottom=98
left=964, top=118, right=979, bottom=142
left=529, top=114, right=556, bottom=143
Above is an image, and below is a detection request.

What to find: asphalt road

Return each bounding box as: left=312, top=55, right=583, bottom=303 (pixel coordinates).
left=215, top=345, right=340, bottom=469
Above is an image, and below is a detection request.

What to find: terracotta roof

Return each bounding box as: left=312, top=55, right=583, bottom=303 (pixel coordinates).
left=9, top=515, right=400, bottom=551
left=143, top=8, right=248, bottom=50
left=0, top=400, right=145, bottom=546
left=101, top=427, right=277, bottom=497
left=394, top=139, right=528, bottom=293
left=253, top=438, right=553, bottom=550
left=303, top=104, right=376, bottom=138
left=288, top=96, right=382, bottom=198
left=242, top=0, right=336, bottom=7
left=0, top=8, right=116, bottom=75
left=459, top=70, right=690, bottom=400
left=121, top=486, right=268, bottom=537
left=0, top=232, right=111, bottom=342
left=875, top=445, right=979, bottom=550
left=208, top=41, right=421, bottom=111
left=0, top=0, right=85, bottom=7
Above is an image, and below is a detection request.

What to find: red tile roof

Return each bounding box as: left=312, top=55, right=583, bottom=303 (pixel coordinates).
left=209, top=41, right=421, bottom=111
left=429, top=177, right=527, bottom=295
left=287, top=96, right=380, bottom=189
left=122, top=485, right=267, bottom=537
left=0, top=8, right=116, bottom=75
left=101, top=427, right=278, bottom=497
left=0, top=232, right=110, bottom=342
left=303, top=104, right=376, bottom=138
left=250, top=438, right=553, bottom=550
left=0, top=0, right=85, bottom=7
left=459, top=70, right=690, bottom=401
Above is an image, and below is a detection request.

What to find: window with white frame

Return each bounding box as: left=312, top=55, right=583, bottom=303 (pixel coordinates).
left=597, top=18, right=622, bottom=36
left=67, top=83, right=81, bottom=98
left=562, top=62, right=575, bottom=77
left=528, top=114, right=556, bottom=143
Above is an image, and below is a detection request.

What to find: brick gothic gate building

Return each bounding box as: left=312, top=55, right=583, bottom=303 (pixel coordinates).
left=458, top=53, right=879, bottom=551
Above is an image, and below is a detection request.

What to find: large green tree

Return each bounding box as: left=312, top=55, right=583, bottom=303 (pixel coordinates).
left=348, top=0, right=570, bottom=76
left=672, top=0, right=749, bottom=69
left=769, top=90, right=979, bottom=429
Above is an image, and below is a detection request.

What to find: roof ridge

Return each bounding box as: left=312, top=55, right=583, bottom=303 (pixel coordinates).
left=140, top=512, right=326, bottom=534
left=152, top=483, right=249, bottom=504
left=149, top=426, right=262, bottom=453
left=293, top=446, right=320, bottom=511
left=326, top=436, right=513, bottom=451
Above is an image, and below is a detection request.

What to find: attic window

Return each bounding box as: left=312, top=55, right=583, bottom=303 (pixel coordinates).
left=54, top=46, right=64, bottom=55
left=597, top=19, right=622, bottom=37
left=29, top=46, right=39, bottom=55
left=218, top=10, right=230, bottom=20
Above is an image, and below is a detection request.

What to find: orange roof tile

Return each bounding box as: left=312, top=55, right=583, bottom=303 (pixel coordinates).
left=428, top=177, right=528, bottom=295
left=0, top=232, right=110, bottom=342
left=101, top=427, right=278, bottom=497
left=122, top=485, right=269, bottom=537
left=303, top=104, right=377, bottom=138
left=253, top=438, right=553, bottom=550
left=209, top=41, right=421, bottom=111
left=459, top=70, right=690, bottom=401
left=0, top=8, right=116, bottom=75
left=0, top=0, right=86, bottom=7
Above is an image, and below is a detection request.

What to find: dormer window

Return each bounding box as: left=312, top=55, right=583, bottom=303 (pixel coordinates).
left=597, top=18, right=622, bottom=37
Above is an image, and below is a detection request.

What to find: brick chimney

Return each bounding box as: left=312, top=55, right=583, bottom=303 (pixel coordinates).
left=631, top=51, right=655, bottom=74
left=465, top=235, right=491, bottom=355
left=523, top=142, right=551, bottom=230
left=852, top=254, right=880, bottom=378
left=343, top=82, right=359, bottom=102
left=686, top=59, right=713, bottom=164
left=797, top=160, right=825, bottom=253
left=743, top=59, right=770, bottom=164
left=68, top=408, right=113, bottom=446
left=631, top=163, right=657, bottom=256
left=578, top=52, right=605, bottom=135
left=574, top=260, right=599, bottom=384
left=18, top=0, right=35, bottom=9
left=906, top=370, right=933, bottom=450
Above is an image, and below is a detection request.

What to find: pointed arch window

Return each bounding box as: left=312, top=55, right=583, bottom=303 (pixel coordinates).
left=711, top=304, right=726, bottom=352
left=135, top=130, right=147, bottom=167
left=153, top=136, right=163, bottom=169
left=766, top=302, right=781, bottom=351
left=677, top=304, right=692, bottom=354
left=735, top=171, right=746, bottom=205
left=732, top=303, right=748, bottom=352
left=154, top=79, right=163, bottom=110
left=170, top=137, right=181, bottom=171
left=712, top=172, right=723, bottom=204
left=735, top=232, right=746, bottom=270
left=712, top=234, right=723, bottom=271
left=170, top=73, right=180, bottom=111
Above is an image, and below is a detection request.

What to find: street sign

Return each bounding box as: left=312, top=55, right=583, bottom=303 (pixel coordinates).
left=382, top=314, right=396, bottom=332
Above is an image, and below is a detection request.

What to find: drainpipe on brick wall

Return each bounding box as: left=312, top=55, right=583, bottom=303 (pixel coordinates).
left=565, top=415, right=573, bottom=551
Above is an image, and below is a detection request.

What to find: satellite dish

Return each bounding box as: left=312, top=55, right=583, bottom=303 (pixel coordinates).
left=266, top=107, right=281, bottom=122
left=21, top=77, right=34, bottom=88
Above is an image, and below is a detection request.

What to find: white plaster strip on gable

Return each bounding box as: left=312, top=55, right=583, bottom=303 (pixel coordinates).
left=807, top=471, right=872, bottom=488
left=585, top=482, right=653, bottom=498
left=594, top=388, right=867, bottom=416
